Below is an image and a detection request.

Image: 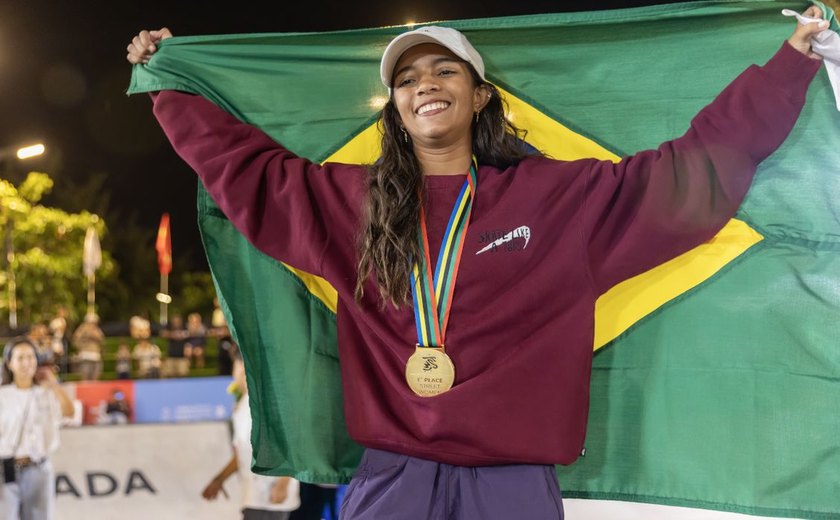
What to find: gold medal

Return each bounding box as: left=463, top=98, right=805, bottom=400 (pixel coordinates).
left=405, top=345, right=455, bottom=397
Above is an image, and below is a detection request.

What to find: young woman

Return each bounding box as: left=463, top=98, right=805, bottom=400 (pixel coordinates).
left=127, top=9, right=826, bottom=518
left=1, top=338, right=74, bottom=520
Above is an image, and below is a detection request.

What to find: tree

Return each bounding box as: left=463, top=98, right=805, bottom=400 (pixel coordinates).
left=0, top=172, right=114, bottom=328
left=38, top=171, right=220, bottom=324
left=173, top=270, right=217, bottom=318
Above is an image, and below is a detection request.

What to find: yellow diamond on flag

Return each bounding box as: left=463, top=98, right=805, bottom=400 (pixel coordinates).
left=282, top=87, right=763, bottom=350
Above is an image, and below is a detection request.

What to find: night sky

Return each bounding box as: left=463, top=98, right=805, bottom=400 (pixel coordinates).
left=0, top=0, right=673, bottom=271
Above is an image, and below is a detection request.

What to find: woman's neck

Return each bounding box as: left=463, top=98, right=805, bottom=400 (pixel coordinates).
left=413, top=137, right=472, bottom=176
left=14, top=378, right=34, bottom=389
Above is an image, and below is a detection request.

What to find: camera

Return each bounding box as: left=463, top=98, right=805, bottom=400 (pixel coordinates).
left=2, top=457, right=16, bottom=483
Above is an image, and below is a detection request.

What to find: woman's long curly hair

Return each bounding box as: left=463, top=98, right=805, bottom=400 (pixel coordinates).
left=355, top=65, right=534, bottom=307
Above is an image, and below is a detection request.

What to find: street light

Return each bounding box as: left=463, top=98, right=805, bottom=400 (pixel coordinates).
left=16, top=144, right=46, bottom=160
left=1, top=142, right=47, bottom=331
left=1, top=143, right=46, bottom=183
left=0, top=142, right=46, bottom=168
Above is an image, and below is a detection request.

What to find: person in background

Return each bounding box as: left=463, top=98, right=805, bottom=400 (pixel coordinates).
left=99, top=389, right=131, bottom=425
left=211, top=297, right=225, bottom=332
left=161, top=314, right=189, bottom=377
left=130, top=316, right=161, bottom=379
left=132, top=338, right=162, bottom=379
left=1, top=338, right=74, bottom=520
left=25, top=325, right=53, bottom=368
left=202, top=355, right=301, bottom=519
left=128, top=315, right=148, bottom=340
left=70, top=314, right=105, bottom=382
left=210, top=302, right=235, bottom=376
left=185, top=312, right=207, bottom=369
left=115, top=344, right=132, bottom=379
left=215, top=327, right=236, bottom=377
left=48, top=308, right=69, bottom=377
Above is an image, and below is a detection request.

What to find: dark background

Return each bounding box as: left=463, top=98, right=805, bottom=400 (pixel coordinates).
left=0, top=0, right=673, bottom=276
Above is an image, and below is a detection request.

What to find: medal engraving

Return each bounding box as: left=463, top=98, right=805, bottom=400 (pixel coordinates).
left=405, top=346, right=455, bottom=397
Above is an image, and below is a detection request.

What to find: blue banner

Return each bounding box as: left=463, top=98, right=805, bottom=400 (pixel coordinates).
left=132, top=377, right=234, bottom=423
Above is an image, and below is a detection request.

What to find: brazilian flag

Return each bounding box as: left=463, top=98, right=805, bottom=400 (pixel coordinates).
left=129, top=1, right=840, bottom=518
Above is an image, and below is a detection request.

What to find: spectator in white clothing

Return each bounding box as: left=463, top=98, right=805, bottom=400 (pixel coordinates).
left=1, top=338, right=74, bottom=520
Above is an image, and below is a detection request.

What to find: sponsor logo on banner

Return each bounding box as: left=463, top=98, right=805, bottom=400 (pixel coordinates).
left=56, top=470, right=156, bottom=498
left=53, top=422, right=242, bottom=520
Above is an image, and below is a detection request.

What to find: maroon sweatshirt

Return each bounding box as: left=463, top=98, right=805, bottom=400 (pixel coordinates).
left=152, top=43, right=819, bottom=466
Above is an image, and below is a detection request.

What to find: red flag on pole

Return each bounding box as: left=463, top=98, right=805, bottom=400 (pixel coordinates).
left=156, top=213, right=172, bottom=275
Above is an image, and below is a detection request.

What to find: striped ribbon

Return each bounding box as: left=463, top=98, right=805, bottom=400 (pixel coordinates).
left=411, top=160, right=477, bottom=347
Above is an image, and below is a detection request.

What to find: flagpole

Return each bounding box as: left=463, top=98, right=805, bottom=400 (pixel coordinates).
left=5, top=218, right=16, bottom=330
left=160, top=273, right=169, bottom=326
left=82, top=225, right=101, bottom=319
left=87, top=272, right=96, bottom=317
left=155, top=213, right=172, bottom=326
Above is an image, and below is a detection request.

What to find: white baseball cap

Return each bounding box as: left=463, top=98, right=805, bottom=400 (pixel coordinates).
left=380, top=26, right=486, bottom=88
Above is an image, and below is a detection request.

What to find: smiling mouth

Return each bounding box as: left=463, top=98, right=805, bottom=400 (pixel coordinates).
left=416, top=101, right=450, bottom=115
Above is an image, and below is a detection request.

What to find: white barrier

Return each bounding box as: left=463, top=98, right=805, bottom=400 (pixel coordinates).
left=49, top=422, right=801, bottom=520
left=564, top=499, right=801, bottom=520
left=53, top=422, right=242, bottom=520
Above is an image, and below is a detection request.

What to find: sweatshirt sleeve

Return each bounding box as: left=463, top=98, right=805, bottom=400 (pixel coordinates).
left=151, top=90, right=363, bottom=277
left=583, top=42, right=821, bottom=294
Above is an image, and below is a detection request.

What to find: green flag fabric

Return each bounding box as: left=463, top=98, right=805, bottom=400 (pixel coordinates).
left=129, top=1, right=840, bottom=517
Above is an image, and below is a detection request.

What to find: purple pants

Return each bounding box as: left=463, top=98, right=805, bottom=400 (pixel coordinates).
left=339, top=449, right=564, bottom=520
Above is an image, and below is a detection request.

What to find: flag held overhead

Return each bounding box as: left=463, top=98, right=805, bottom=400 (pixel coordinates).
left=128, top=2, right=840, bottom=518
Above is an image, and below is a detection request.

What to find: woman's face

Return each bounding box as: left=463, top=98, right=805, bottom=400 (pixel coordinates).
left=7, top=343, right=38, bottom=382
left=391, top=43, right=488, bottom=148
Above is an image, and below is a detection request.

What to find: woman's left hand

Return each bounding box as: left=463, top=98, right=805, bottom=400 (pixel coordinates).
left=788, top=5, right=830, bottom=59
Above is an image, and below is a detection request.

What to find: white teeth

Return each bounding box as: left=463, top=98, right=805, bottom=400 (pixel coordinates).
left=416, top=101, right=449, bottom=115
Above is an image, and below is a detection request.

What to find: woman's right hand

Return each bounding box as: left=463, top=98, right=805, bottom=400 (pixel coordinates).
left=126, top=28, right=173, bottom=65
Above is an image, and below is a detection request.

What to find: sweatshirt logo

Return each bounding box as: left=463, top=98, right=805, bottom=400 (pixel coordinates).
left=475, top=226, right=531, bottom=255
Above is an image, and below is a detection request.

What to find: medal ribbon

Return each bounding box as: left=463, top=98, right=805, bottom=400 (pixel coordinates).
left=411, top=160, right=477, bottom=347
